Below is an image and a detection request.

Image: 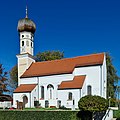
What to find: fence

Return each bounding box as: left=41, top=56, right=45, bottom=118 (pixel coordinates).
left=0, top=101, right=12, bottom=108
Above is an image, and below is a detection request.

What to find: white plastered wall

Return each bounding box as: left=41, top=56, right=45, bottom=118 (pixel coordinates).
left=73, top=65, right=102, bottom=97
left=17, top=54, right=35, bottom=86
left=15, top=54, right=107, bottom=108
left=58, top=89, right=81, bottom=108
left=13, top=85, right=38, bottom=108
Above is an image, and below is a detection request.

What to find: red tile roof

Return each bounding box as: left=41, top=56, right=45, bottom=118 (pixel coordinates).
left=14, top=84, right=37, bottom=93
left=21, top=53, right=104, bottom=78
left=58, top=75, right=86, bottom=89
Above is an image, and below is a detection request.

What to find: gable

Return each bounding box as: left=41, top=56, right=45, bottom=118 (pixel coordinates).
left=21, top=53, right=104, bottom=78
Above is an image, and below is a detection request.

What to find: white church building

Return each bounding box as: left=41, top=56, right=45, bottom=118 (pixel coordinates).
left=13, top=8, right=107, bottom=109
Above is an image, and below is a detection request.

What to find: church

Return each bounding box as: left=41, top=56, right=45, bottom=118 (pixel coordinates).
left=13, top=7, right=107, bottom=109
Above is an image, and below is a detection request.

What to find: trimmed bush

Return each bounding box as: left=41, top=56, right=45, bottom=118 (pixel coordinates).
left=0, top=111, right=79, bottom=120
left=78, top=95, right=108, bottom=119
left=113, top=110, right=120, bottom=118
left=78, top=95, right=108, bottom=112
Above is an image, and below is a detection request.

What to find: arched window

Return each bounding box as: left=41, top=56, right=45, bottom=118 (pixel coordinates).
left=22, top=41, right=24, bottom=46
left=87, top=85, right=92, bottom=95
left=47, top=84, right=54, bottom=89
left=50, top=89, right=52, bottom=99
left=31, top=42, right=33, bottom=47
left=41, top=86, right=44, bottom=99
left=47, top=84, right=54, bottom=99
left=22, top=35, right=24, bottom=38
left=68, top=92, right=72, bottom=100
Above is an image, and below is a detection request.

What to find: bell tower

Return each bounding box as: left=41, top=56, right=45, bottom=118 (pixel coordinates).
left=17, top=6, right=36, bottom=85
left=18, top=6, right=36, bottom=55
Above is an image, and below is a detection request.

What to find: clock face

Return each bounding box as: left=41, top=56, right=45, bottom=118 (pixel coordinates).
left=26, top=35, right=29, bottom=38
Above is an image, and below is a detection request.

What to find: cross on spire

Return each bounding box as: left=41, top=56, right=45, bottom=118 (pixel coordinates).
left=26, top=5, right=28, bottom=18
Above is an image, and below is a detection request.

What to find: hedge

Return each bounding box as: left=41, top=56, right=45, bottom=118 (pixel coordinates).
left=0, top=111, right=79, bottom=120
left=113, top=110, right=120, bottom=119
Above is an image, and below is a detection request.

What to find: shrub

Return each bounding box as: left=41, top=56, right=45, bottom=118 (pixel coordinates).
left=0, top=111, right=79, bottom=120
left=113, top=110, right=120, bottom=118
left=78, top=95, right=108, bottom=119
left=78, top=95, right=108, bottom=112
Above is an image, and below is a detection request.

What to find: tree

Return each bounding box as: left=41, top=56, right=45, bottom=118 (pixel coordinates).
left=106, top=53, right=119, bottom=99
left=9, top=65, right=18, bottom=89
left=0, top=64, right=9, bottom=95
left=115, top=85, right=120, bottom=107
left=78, top=95, right=108, bottom=119
left=9, top=50, right=64, bottom=89
left=35, top=50, right=64, bottom=62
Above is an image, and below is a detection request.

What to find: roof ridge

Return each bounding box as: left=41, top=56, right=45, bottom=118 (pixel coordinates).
left=34, top=52, right=104, bottom=64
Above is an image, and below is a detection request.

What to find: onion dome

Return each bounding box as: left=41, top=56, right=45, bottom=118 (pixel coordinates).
left=17, top=6, right=36, bottom=34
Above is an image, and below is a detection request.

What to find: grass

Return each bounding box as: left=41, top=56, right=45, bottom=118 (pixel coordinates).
left=0, top=106, right=73, bottom=111
left=23, top=107, right=58, bottom=111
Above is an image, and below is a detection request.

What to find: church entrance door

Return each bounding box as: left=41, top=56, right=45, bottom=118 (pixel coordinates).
left=23, top=96, right=28, bottom=108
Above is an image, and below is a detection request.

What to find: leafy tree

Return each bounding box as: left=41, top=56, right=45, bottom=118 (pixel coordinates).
left=0, top=94, right=12, bottom=101
left=9, top=65, right=18, bottom=89
left=35, top=50, right=64, bottom=62
left=78, top=95, right=108, bottom=119
left=9, top=50, right=64, bottom=89
left=0, top=64, right=9, bottom=95
left=106, top=53, right=119, bottom=99
left=115, top=85, right=120, bottom=107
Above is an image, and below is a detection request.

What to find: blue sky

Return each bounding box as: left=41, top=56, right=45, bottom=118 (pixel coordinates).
left=0, top=0, right=120, bottom=78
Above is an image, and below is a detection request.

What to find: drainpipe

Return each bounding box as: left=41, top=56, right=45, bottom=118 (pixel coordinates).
left=30, top=93, right=31, bottom=108
left=79, top=89, right=81, bottom=98
left=37, top=77, right=39, bottom=102
left=100, top=65, right=102, bottom=96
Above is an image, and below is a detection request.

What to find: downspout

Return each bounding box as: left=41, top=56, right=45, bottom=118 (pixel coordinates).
left=37, top=77, right=39, bottom=102
left=100, top=65, right=102, bottom=96
left=79, top=89, right=81, bottom=98
left=30, top=92, right=31, bottom=108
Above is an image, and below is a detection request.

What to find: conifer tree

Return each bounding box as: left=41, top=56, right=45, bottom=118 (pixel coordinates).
left=106, top=53, right=119, bottom=98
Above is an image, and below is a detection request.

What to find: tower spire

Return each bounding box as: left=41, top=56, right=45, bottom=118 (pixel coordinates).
left=26, top=5, right=28, bottom=18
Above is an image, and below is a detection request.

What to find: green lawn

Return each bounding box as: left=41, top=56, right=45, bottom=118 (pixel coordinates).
left=23, top=107, right=58, bottom=111
left=0, top=107, right=72, bottom=111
